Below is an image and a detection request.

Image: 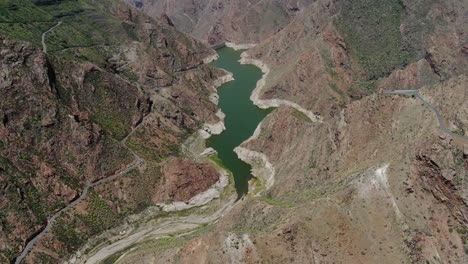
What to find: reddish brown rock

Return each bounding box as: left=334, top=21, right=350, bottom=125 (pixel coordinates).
left=156, top=157, right=219, bottom=202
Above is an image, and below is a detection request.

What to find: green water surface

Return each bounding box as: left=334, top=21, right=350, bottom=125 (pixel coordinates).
left=208, top=47, right=272, bottom=197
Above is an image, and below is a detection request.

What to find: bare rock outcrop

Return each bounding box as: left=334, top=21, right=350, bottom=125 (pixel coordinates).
left=156, top=157, right=220, bottom=202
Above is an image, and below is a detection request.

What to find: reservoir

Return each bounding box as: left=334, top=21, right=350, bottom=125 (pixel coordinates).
left=208, top=47, right=272, bottom=196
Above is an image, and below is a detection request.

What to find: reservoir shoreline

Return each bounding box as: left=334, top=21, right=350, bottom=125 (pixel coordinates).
left=207, top=47, right=272, bottom=196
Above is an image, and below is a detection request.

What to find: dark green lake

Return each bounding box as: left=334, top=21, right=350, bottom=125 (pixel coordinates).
left=208, top=47, right=272, bottom=197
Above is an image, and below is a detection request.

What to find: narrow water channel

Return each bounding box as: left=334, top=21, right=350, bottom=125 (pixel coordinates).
left=208, top=47, right=272, bottom=196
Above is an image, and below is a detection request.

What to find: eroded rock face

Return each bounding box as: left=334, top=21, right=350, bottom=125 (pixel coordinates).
left=156, top=157, right=219, bottom=202
left=415, top=154, right=467, bottom=224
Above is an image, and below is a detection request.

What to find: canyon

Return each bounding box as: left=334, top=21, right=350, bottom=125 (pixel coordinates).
left=1, top=0, right=228, bottom=262
left=118, top=0, right=468, bottom=263
left=0, top=0, right=467, bottom=263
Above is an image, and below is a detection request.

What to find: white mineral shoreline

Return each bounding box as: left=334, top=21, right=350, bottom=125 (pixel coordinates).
left=233, top=110, right=276, bottom=193
left=203, top=52, right=219, bottom=64
left=65, top=54, right=237, bottom=264
left=239, top=52, right=323, bottom=123
left=234, top=145, right=275, bottom=192
left=201, top=71, right=234, bottom=139
left=232, top=45, right=324, bottom=193
left=225, top=42, right=257, bottom=50
left=204, top=45, right=277, bottom=192
left=156, top=170, right=230, bottom=212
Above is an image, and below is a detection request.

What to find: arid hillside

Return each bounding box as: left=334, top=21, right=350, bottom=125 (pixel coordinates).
left=115, top=0, right=468, bottom=263
left=1, top=0, right=466, bottom=263
left=125, top=0, right=317, bottom=46
left=0, top=0, right=231, bottom=263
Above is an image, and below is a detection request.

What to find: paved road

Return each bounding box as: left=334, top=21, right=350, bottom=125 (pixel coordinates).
left=382, top=89, right=468, bottom=141
left=14, top=112, right=150, bottom=264
left=41, top=21, right=62, bottom=53
left=14, top=155, right=142, bottom=264
left=381, top=89, right=419, bottom=96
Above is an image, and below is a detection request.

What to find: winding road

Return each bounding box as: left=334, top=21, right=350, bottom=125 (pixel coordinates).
left=382, top=89, right=468, bottom=141
left=14, top=107, right=151, bottom=263
left=14, top=21, right=210, bottom=262
left=41, top=21, right=62, bottom=53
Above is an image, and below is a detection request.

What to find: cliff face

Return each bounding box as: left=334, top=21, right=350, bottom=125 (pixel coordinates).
left=115, top=0, right=467, bottom=263
left=0, top=0, right=227, bottom=262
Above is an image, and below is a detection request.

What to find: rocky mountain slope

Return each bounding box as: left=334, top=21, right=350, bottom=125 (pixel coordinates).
left=1, top=0, right=466, bottom=263
left=111, top=0, right=467, bottom=263
left=125, top=0, right=317, bottom=46
left=0, top=0, right=230, bottom=263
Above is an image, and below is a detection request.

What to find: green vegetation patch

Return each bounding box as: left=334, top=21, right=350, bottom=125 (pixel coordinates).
left=0, top=22, right=50, bottom=45
left=80, top=70, right=134, bottom=140
left=77, top=191, right=120, bottom=233
left=259, top=197, right=294, bottom=208
left=328, top=81, right=345, bottom=97
left=91, top=110, right=130, bottom=141
left=291, top=109, right=312, bottom=123
left=335, top=0, right=415, bottom=80
left=126, top=127, right=182, bottom=162
left=453, top=147, right=465, bottom=170
left=101, top=253, right=122, bottom=264
left=52, top=218, right=86, bottom=252
left=0, top=0, right=52, bottom=22
left=209, top=154, right=229, bottom=171
left=451, top=129, right=465, bottom=137
left=348, top=79, right=379, bottom=99
left=0, top=156, right=53, bottom=225
left=0, top=249, right=16, bottom=263
left=0, top=0, right=132, bottom=54
left=99, top=137, right=134, bottom=176
left=126, top=138, right=168, bottom=162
